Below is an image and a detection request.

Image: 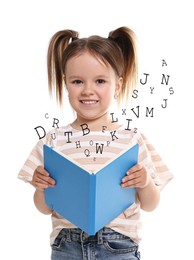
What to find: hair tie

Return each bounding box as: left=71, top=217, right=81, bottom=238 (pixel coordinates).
left=108, top=36, right=113, bottom=41
left=72, top=36, right=78, bottom=42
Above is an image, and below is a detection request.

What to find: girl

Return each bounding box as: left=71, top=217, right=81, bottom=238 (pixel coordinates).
left=18, top=27, right=173, bottom=259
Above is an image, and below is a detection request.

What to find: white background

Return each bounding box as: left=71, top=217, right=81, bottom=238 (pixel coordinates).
left=0, top=0, right=193, bottom=259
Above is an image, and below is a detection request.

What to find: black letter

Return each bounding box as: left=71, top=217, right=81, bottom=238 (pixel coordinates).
left=161, top=99, right=168, bottom=108
left=75, top=141, right=81, bottom=148
left=122, top=109, right=127, bottom=115
left=131, top=106, right=140, bottom=118
left=150, top=87, right=154, bottom=94
left=161, top=74, right=170, bottom=85
left=96, top=143, right=104, bottom=154
left=132, top=89, right=138, bottom=98
left=52, top=118, right=59, bottom=128
left=162, top=59, right=167, bottom=66
left=64, top=131, right=73, bottom=143
left=45, top=113, right=49, bottom=119
left=51, top=133, right=56, bottom=140
left=80, top=124, right=90, bottom=136
left=102, top=126, right=107, bottom=133
left=140, top=73, right=149, bottom=85
left=110, top=130, right=118, bottom=141
left=146, top=107, right=154, bottom=117
left=34, top=126, right=46, bottom=140
left=110, top=112, right=118, bottom=123
left=169, top=87, right=174, bottom=95
left=125, top=119, right=132, bottom=131
left=84, top=149, right=90, bottom=157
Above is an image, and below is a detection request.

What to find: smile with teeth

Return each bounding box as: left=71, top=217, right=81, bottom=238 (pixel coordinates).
left=80, top=100, right=98, bottom=104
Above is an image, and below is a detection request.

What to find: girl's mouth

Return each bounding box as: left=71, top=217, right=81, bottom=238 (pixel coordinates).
left=80, top=100, right=99, bottom=104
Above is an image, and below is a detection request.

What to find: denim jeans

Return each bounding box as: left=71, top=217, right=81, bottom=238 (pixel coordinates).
left=51, top=227, right=140, bottom=259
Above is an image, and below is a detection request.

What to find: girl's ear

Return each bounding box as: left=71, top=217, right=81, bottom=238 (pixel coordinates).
left=114, top=77, right=123, bottom=98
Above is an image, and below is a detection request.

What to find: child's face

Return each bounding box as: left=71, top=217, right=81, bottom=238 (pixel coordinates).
left=65, top=51, right=122, bottom=125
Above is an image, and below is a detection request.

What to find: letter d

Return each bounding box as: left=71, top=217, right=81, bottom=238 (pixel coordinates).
left=34, top=126, right=46, bottom=140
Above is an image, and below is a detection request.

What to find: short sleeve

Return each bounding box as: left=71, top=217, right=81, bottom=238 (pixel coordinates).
left=136, top=130, right=173, bottom=190
left=18, top=129, right=57, bottom=183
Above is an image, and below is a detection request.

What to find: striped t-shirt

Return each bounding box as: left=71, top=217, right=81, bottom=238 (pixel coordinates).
left=18, top=124, right=173, bottom=244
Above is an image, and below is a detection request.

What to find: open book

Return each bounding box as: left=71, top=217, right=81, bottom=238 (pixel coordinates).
left=44, top=143, right=139, bottom=235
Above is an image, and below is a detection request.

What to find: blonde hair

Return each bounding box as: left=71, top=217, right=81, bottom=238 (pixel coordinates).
left=47, top=27, right=138, bottom=106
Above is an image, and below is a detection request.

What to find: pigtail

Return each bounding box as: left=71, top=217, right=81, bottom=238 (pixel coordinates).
left=108, top=27, right=138, bottom=104
left=47, top=29, right=78, bottom=105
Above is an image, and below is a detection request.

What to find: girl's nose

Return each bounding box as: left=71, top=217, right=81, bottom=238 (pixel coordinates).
left=81, top=83, right=94, bottom=96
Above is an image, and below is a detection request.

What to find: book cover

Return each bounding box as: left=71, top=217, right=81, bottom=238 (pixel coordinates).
left=44, top=143, right=139, bottom=235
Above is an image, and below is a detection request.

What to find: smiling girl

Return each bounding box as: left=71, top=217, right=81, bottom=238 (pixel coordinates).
left=65, top=51, right=122, bottom=129
left=18, top=27, right=173, bottom=259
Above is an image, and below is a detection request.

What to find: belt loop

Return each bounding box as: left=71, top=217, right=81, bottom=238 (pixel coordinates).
left=80, top=230, right=84, bottom=243
left=97, top=228, right=103, bottom=244
left=66, top=229, right=71, bottom=242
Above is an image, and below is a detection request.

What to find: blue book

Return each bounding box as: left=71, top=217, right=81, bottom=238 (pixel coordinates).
left=44, top=143, right=139, bottom=235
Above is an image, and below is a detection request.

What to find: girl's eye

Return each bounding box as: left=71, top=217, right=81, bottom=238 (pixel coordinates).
left=96, top=79, right=105, bottom=84
left=72, top=80, right=83, bottom=85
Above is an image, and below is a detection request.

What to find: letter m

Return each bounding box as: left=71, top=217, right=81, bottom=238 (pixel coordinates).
left=146, top=107, right=154, bottom=117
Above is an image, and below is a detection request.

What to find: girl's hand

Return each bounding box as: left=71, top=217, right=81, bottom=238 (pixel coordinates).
left=32, top=165, right=55, bottom=190
left=121, top=163, right=150, bottom=189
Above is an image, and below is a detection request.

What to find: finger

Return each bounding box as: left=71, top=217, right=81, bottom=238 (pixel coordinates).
left=127, top=163, right=143, bottom=175
left=36, top=165, right=49, bottom=177
left=34, top=173, right=50, bottom=184
left=33, top=167, right=55, bottom=187
left=34, top=182, right=50, bottom=189
left=121, top=178, right=141, bottom=188
left=33, top=174, right=48, bottom=188
left=38, top=167, right=56, bottom=186
left=33, top=175, right=55, bottom=189
left=122, top=171, right=141, bottom=183
left=122, top=171, right=143, bottom=184
left=121, top=178, right=142, bottom=188
left=35, top=173, right=55, bottom=186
